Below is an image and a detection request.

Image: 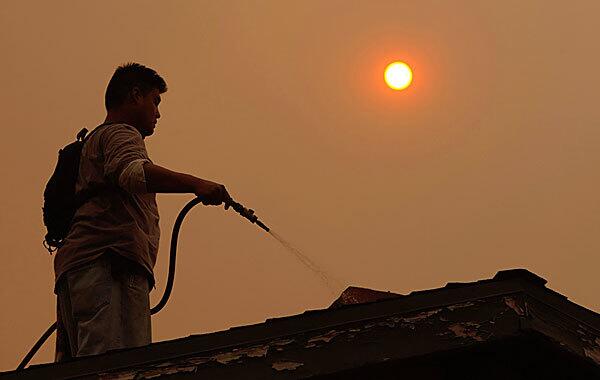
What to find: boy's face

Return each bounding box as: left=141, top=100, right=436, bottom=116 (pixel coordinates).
left=131, top=87, right=161, bottom=138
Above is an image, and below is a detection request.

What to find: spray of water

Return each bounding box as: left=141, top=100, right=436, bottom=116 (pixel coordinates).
left=268, top=230, right=343, bottom=296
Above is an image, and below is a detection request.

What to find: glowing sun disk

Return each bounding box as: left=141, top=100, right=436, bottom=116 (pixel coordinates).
left=384, top=62, right=413, bottom=90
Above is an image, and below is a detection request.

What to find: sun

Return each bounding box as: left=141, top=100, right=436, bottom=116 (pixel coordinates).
left=384, top=61, right=413, bottom=90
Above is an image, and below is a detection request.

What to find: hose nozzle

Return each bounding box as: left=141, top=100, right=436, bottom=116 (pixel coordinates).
left=228, top=200, right=270, bottom=232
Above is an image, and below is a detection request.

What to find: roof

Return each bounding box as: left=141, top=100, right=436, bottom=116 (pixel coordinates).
left=2, top=269, right=600, bottom=379
left=328, top=286, right=402, bottom=309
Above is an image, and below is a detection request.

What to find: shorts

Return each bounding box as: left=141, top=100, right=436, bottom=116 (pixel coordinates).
left=55, top=253, right=151, bottom=361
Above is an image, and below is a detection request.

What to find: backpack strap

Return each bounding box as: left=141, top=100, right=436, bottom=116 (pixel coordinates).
left=76, top=128, right=88, bottom=141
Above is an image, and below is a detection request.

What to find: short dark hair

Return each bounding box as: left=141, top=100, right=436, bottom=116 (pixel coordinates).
left=105, top=62, right=167, bottom=111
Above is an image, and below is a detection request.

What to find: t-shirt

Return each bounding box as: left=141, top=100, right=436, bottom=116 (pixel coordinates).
left=54, top=123, right=160, bottom=289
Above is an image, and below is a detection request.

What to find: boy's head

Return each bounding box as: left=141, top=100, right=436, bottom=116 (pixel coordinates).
left=105, top=63, right=167, bottom=137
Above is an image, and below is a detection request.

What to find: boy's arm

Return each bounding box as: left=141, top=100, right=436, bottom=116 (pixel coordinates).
left=143, top=162, right=231, bottom=206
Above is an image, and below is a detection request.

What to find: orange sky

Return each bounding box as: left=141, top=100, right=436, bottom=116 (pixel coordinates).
left=2, top=0, right=600, bottom=371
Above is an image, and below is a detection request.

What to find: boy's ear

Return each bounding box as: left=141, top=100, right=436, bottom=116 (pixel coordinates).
left=130, top=86, right=143, bottom=105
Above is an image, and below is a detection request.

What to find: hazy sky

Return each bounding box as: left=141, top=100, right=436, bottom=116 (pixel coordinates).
left=2, top=0, right=599, bottom=371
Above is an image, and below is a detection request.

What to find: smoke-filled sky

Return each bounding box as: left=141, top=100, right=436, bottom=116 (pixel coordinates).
left=1, top=0, right=599, bottom=371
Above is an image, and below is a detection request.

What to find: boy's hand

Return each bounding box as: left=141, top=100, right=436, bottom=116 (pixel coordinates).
left=193, top=179, right=232, bottom=208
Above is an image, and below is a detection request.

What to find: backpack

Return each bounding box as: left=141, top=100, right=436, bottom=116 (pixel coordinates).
left=42, top=123, right=112, bottom=253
